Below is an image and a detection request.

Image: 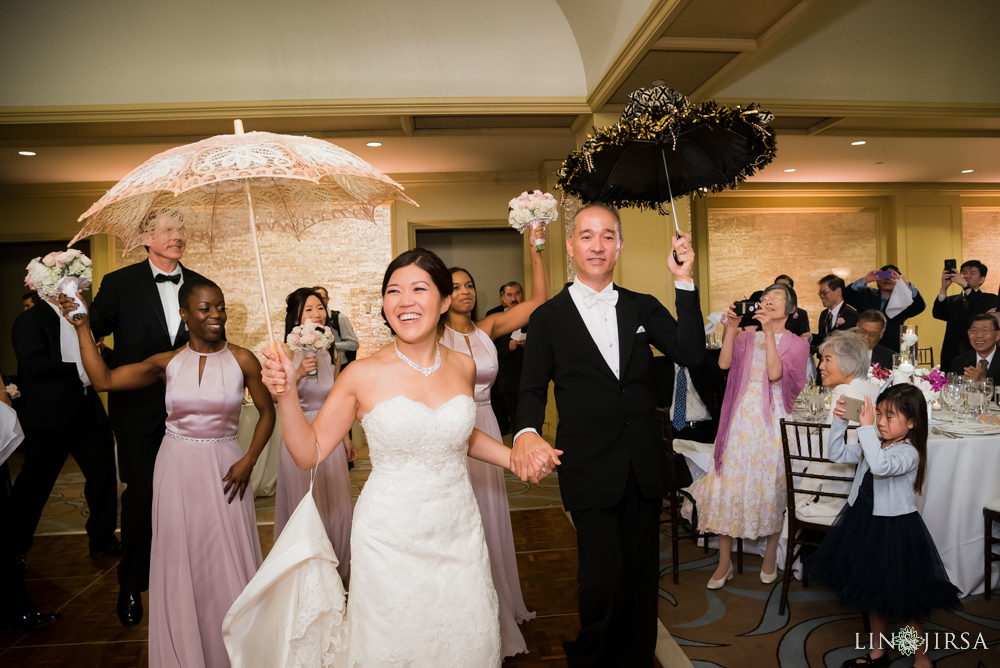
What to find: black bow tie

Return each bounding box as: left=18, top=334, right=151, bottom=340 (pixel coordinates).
left=154, top=273, right=180, bottom=284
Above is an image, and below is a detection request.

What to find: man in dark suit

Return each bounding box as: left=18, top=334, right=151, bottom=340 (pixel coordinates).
left=773, top=275, right=810, bottom=336
left=8, top=298, right=119, bottom=568
left=492, top=281, right=525, bottom=435
left=651, top=354, right=723, bottom=490
left=87, top=217, right=205, bottom=626
left=808, top=274, right=859, bottom=352
left=856, top=309, right=895, bottom=369
left=933, top=260, right=999, bottom=371
left=844, top=264, right=925, bottom=352
left=512, top=204, right=705, bottom=667
left=950, top=313, right=1000, bottom=384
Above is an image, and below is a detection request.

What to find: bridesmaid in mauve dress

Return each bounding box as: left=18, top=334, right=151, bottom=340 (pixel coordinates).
left=440, top=224, right=548, bottom=658
left=273, top=288, right=356, bottom=580
left=64, top=278, right=275, bottom=668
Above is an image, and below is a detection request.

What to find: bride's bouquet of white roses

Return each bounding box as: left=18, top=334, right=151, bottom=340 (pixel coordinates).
left=508, top=190, right=558, bottom=252
left=25, top=249, right=93, bottom=320
left=286, top=320, right=335, bottom=377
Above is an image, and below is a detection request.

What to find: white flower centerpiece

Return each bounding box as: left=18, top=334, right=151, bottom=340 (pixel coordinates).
left=286, top=320, right=335, bottom=377
left=25, top=249, right=93, bottom=319
left=508, top=190, right=558, bottom=252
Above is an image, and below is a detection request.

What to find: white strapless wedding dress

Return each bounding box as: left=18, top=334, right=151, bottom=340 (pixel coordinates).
left=223, top=395, right=501, bottom=668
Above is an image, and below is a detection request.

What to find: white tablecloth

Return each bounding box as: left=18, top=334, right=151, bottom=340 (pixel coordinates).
left=237, top=405, right=282, bottom=498
left=678, top=428, right=1000, bottom=597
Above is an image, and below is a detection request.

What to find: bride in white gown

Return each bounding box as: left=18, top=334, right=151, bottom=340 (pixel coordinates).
left=231, top=249, right=561, bottom=668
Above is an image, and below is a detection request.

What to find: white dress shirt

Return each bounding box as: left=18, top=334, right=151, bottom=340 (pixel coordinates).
left=149, top=258, right=183, bottom=344
left=976, top=345, right=996, bottom=368
left=513, top=276, right=696, bottom=445
left=670, top=364, right=710, bottom=423
left=827, top=300, right=844, bottom=329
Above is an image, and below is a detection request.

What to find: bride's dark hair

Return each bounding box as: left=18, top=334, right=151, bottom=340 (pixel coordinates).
left=380, top=248, right=452, bottom=334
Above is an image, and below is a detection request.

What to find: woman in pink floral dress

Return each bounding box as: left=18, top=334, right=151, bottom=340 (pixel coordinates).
left=687, top=283, right=809, bottom=589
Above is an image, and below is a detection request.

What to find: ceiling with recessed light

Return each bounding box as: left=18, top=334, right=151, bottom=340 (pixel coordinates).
left=0, top=0, right=997, bottom=187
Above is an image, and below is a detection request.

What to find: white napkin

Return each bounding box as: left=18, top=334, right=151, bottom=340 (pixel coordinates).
left=511, top=328, right=526, bottom=342
left=704, top=312, right=725, bottom=335
left=47, top=301, right=91, bottom=388
left=885, top=279, right=914, bottom=319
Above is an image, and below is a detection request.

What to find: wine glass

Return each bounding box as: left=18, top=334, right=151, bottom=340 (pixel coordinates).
left=941, top=383, right=962, bottom=423
left=966, top=383, right=984, bottom=422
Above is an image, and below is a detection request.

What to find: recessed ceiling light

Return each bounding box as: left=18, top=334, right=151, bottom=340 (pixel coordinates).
left=366, top=142, right=382, bottom=147
left=652, top=79, right=665, bottom=87
left=851, top=140, right=867, bottom=146
left=784, top=168, right=796, bottom=173
left=961, top=169, right=974, bottom=174
left=18, top=150, right=36, bottom=156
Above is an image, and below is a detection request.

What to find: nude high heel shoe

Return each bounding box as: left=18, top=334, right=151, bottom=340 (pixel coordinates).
left=706, top=563, right=734, bottom=590
left=760, top=566, right=779, bottom=584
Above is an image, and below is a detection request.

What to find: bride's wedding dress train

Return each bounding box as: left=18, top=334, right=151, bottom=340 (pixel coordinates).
left=224, top=395, right=500, bottom=667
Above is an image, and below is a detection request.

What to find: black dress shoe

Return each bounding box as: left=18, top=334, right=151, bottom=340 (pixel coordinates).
left=90, top=538, right=123, bottom=558
left=0, top=609, right=61, bottom=635
left=117, top=590, right=143, bottom=627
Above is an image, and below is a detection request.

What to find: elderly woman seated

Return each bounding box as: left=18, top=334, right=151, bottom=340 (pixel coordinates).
left=797, top=330, right=878, bottom=523
left=817, top=330, right=880, bottom=409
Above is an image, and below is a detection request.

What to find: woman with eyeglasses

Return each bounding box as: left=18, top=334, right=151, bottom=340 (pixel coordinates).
left=685, top=283, right=809, bottom=590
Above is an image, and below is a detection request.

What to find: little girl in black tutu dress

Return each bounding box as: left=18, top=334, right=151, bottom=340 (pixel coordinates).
left=805, top=384, right=961, bottom=668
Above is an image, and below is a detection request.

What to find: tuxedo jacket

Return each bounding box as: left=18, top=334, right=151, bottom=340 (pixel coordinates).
left=843, top=285, right=926, bottom=352
left=812, top=303, right=859, bottom=352
left=932, top=291, right=1000, bottom=370
left=11, top=303, right=108, bottom=432
left=514, top=284, right=705, bottom=511
left=870, top=344, right=894, bottom=370
left=785, top=308, right=811, bottom=337
left=950, top=349, right=1000, bottom=384
left=88, top=260, right=205, bottom=432
left=493, top=325, right=526, bottom=394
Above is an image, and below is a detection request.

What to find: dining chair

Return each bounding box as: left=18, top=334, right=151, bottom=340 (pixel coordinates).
left=916, top=346, right=935, bottom=368
left=985, top=500, right=1000, bottom=601
left=778, top=419, right=858, bottom=615
left=656, top=407, right=741, bottom=584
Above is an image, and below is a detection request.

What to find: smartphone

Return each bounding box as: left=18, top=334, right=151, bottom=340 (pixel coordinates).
left=944, top=259, right=957, bottom=273
left=875, top=271, right=894, bottom=280
left=841, top=396, right=864, bottom=423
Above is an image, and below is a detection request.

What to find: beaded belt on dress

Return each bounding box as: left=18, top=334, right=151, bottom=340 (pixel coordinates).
left=303, top=410, right=320, bottom=417
left=165, top=430, right=237, bottom=443
left=476, top=400, right=491, bottom=408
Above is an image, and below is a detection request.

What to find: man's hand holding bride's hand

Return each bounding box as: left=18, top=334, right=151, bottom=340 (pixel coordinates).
left=511, top=431, right=562, bottom=483
left=260, top=343, right=296, bottom=398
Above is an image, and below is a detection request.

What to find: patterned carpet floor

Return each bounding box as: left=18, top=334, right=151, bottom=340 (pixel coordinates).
left=6, top=451, right=998, bottom=667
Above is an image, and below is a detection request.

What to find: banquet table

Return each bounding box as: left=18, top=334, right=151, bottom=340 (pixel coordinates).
left=677, top=413, right=1000, bottom=597
left=237, top=404, right=282, bottom=498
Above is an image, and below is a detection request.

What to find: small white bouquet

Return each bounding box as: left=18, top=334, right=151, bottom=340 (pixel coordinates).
left=25, top=249, right=93, bottom=320
left=508, top=190, right=558, bottom=251
left=286, top=320, right=335, bottom=377
left=4, top=383, right=18, bottom=400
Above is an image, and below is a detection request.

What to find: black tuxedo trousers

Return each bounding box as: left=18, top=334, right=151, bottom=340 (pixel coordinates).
left=516, top=284, right=705, bottom=667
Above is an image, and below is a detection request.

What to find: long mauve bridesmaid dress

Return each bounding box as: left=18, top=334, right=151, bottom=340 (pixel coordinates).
left=148, top=344, right=263, bottom=668
left=273, top=349, right=352, bottom=580
left=441, top=325, right=535, bottom=658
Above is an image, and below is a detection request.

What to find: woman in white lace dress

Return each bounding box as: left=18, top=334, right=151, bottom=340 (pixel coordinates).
left=251, top=248, right=560, bottom=667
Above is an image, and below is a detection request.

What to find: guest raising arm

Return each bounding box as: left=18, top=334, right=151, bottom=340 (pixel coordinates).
left=61, top=278, right=274, bottom=668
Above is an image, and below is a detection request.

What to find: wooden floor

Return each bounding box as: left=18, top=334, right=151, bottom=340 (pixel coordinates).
left=1, top=508, right=650, bottom=667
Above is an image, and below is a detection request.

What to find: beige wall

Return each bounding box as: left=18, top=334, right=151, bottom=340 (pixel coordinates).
left=962, top=209, right=1000, bottom=295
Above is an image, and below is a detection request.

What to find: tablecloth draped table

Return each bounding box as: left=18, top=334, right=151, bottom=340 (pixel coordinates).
left=677, top=428, right=1000, bottom=597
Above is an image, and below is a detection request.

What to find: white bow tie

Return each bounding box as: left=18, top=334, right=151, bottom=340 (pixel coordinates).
left=583, top=290, right=619, bottom=309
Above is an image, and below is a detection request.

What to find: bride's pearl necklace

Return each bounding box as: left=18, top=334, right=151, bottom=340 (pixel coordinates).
left=394, top=341, right=441, bottom=377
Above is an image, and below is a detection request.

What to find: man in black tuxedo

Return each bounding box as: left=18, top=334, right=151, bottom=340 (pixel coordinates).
left=512, top=204, right=705, bottom=667
left=808, top=274, right=859, bottom=353
left=492, top=281, right=526, bottom=435
left=856, top=309, right=895, bottom=369
left=933, top=260, right=999, bottom=371
left=87, top=217, right=205, bottom=626
left=843, top=264, right=925, bottom=352
left=8, top=298, right=119, bottom=566
left=950, top=313, right=1000, bottom=384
